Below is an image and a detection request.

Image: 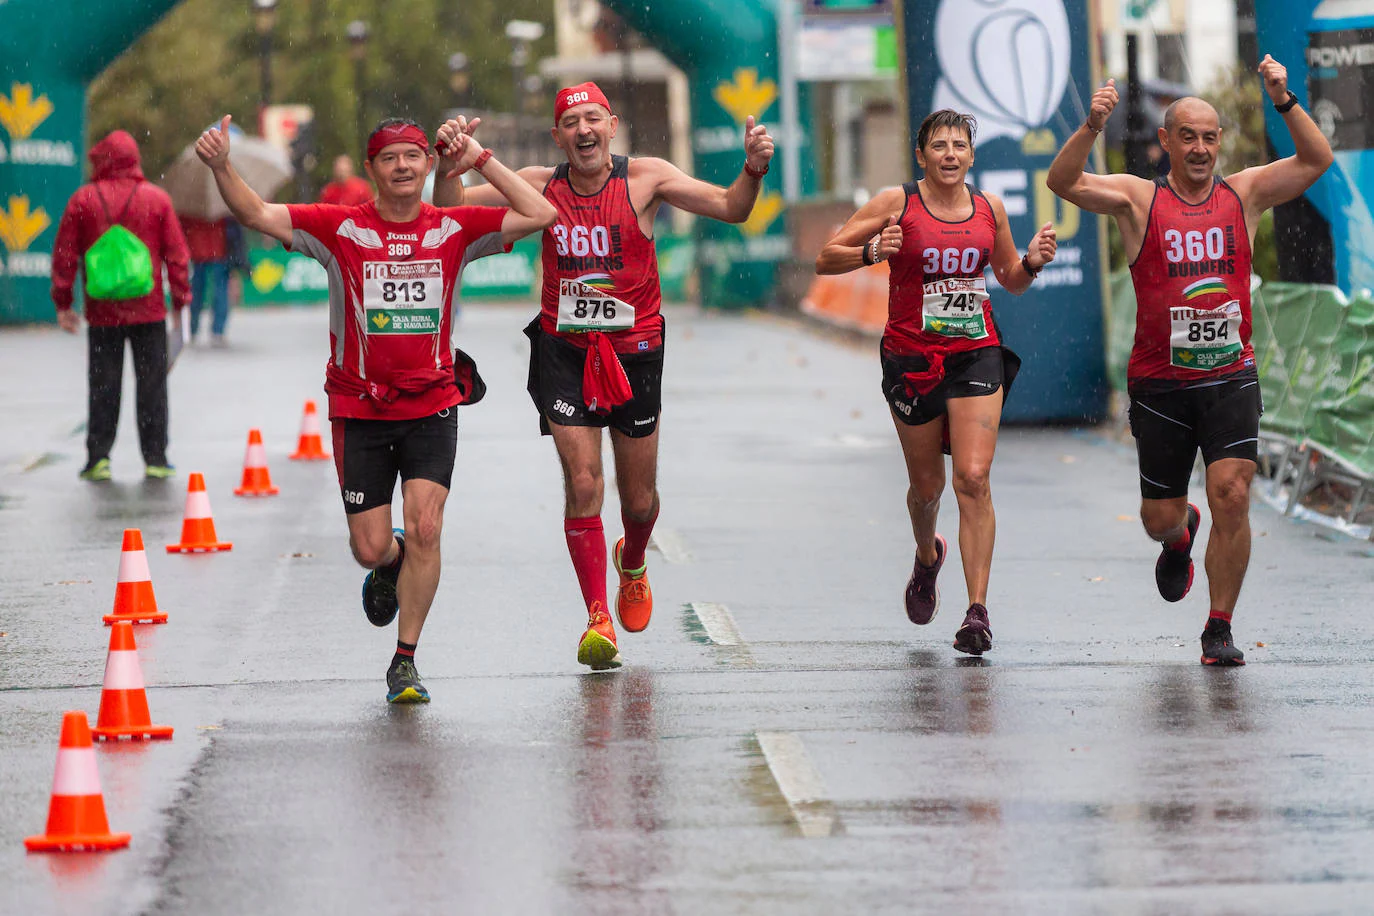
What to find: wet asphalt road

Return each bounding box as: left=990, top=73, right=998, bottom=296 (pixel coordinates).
left=2, top=302, right=1373, bottom=915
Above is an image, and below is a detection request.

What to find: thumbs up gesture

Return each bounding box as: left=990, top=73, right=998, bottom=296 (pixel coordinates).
left=196, top=115, right=233, bottom=170
left=744, top=115, right=775, bottom=173
left=874, top=213, right=904, bottom=262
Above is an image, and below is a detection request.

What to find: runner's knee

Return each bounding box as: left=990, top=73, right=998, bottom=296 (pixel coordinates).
left=350, top=530, right=395, bottom=569
left=951, top=465, right=991, bottom=502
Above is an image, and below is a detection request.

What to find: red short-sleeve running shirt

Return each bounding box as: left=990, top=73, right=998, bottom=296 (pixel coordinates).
left=287, top=201, right=507, bottom=420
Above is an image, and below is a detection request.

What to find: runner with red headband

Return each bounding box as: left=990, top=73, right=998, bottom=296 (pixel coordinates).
left=196, top=114, right=556, bottom=702
left=434, top=81, right=774, bottom=671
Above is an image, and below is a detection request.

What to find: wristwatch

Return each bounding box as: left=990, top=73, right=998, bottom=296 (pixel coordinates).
left=1275, top=90, right=1299, bottom=113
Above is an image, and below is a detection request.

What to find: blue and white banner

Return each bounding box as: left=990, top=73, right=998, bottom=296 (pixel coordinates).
left=1256, top=0, right=1374, bottom=297
left=902, top=0, right=1107, bottom=422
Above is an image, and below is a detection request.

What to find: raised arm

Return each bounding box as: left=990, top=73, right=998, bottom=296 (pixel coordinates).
left=641, top=115, right=775, bottom=223
left=1046, top=80, right=1152, bottom=219
left=432, top=117, right=553, bottom=208
left=443, top=132, right=556, bottom=244
left=814, top=187, right=906, bottom=275
left=1226, top=55, right=1334, bottom=221
left=195, top=116, right=293, bottom=245
left=986, top=194, right=1056, bottom=295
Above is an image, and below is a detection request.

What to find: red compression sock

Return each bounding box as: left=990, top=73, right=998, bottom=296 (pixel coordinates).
left=1209, top=609, right=1233, bottom=623
left=564, top=516, right=608, bottom=611
left=619, top=506, right=659, bottom=572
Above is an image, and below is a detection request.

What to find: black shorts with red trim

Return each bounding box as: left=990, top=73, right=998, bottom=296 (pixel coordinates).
left=331, top=410, right=458, bottom=514
left=882, top=345, right=1021, bottom=427
left=1127, top=369, right=1262, bottom=500
left=523, top=318, right=664, bottom=438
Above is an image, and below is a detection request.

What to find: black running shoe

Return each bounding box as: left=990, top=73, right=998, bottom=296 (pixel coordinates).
left=904, top=534, right=947, bottom=625
left=386, top=657, right=430, bottom=703
left=1200, top=618, right=1246, bottom=666
left=361, top=528, right=405, bottom=627
left=1155, top=503, right=1200, bottom=603
left=953, top=603, right=993, bottom=655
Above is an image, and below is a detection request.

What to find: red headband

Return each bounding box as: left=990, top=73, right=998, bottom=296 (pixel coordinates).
left=554, top=82, right=612, bottom=124
left=366, top=123, right=430, bottom=161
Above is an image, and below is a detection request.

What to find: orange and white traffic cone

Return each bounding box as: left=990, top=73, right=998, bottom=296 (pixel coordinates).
left=289, top=400, right=331, bottom=461
left=103, top=529, right=167, bottom=626
left=233, top=428, right=279, bottom=497
left=166, top=473, right=232, bottom=553
left=24, top=711, right=132, bottom=852
left=92, top=621, right=173, bottom=741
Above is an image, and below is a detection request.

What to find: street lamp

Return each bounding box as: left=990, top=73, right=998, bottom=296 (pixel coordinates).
left=253, top=0, right=278, bottom=114
left=448, top=52, right=471, bottom=109
left=505, top=20, right=544, bottom=168
left=347, top=20, right=370, bottom=154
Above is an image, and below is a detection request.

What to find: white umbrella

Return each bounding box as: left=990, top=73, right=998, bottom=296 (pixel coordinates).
left=161, top=125, right=293, bottom=220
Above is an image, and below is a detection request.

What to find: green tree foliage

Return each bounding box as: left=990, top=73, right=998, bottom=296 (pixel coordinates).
left=88, top=0, right=554, bottom=199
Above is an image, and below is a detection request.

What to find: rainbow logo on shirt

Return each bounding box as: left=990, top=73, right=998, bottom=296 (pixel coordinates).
left=577, top=272, right=615, bottom=293
left=1183, top=277, right=1228, bottom=300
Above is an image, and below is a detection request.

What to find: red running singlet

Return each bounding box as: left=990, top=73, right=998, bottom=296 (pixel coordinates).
left=883, top=181, right=1000, bottom=357
left=539, top=155, right=663, bottom=355
left=1128, top=176, right=1254, bottom=381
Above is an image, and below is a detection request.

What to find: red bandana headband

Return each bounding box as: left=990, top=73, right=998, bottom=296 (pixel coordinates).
left=554, top=82, right=612, bottom=124
left=366, top=123, right=430, bottom=161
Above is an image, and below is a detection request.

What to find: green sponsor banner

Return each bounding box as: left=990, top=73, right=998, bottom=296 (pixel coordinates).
left=1257, top=284, right=1349, bottom=440
left=365, top=308, right=440, bottom=334
left=243, top=234, right=696, bottom=306
left=1308, top=295, right=1374, bottom=476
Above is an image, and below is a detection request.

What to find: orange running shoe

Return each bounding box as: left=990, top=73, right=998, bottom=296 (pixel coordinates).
left=612, top=537, right=654, bottom=632
left=577, top=601, right=623, bottom=671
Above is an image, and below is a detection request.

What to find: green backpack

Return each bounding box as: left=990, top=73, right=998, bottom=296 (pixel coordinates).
left=84, top=185, right=154, bottom=300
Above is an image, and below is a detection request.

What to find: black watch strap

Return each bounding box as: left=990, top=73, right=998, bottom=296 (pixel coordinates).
left=1275, top=90, right=1299, bottom=114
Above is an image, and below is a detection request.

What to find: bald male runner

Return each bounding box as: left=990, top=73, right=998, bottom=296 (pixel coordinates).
left=1047, top=56, right=1331, bottom=665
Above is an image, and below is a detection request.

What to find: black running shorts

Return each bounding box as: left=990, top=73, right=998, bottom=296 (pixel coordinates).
left=331, top=410, right=459, bottom=514
left=1128, top=370, right=1262, bottom=500
left=524, top=319, right=664, bottom=438
left=882, top=346, right=1014, bottom=427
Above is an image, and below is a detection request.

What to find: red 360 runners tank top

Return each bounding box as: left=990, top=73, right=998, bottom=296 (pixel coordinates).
left=884, top=182, right=1001, bottom=357
left=1128, top=176, right=1254, bottom=381
left=539, top=155, right=663, bottom=355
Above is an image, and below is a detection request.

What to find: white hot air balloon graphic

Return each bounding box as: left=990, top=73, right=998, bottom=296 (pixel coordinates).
left=932, top=0, right=1072, bottom=144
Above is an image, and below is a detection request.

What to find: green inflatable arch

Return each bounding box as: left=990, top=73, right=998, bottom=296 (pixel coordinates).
left=0, top=0, right=181, bottom=323
left=599, top=0, right=815, bottom=307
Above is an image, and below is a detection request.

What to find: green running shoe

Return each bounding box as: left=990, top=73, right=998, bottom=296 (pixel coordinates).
left=386, top=658, right=430, bottom=703
left=145, top=464, right=177, bottom=479
left=79, top=458, right=112, bottom=481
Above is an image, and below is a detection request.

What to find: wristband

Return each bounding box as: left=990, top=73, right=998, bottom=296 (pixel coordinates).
left=862, top=237, right=876, bottom=266
left=472, top=148, right=494, bottom=172
left=1274, top=90, right=1299, bottom=114
left=1085, top=120, right=1104, bottom=135
left=1021, top=253, right=1042, bottom=278
left=744, top=160, right=768, bottom=179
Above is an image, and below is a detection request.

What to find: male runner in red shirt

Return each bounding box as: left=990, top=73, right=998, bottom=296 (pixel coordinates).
left=434, top=83, right=774, bottom=670
left=1047, top=56, right=1331, bottom=665
left=196, top=114, right=556, bottom=701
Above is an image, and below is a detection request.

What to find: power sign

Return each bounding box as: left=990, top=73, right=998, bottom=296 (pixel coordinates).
left=901, top=0, right=1107, bottom=422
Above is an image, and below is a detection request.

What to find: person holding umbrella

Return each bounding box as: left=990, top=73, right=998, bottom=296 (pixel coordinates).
left=196, top=114, right=556, bottom=704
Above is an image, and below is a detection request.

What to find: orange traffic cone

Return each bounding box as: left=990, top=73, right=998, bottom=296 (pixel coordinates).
left=24, top=711, right=132, bottom=852
left=289, top=400, right=331, bottom=461
left=233, top=428, right=279, bottom=497
left=92, top=622, right=173, bottom=741
left=103, top=529, right=167, bottom=626
left=166, top=473, right=232, bottom=553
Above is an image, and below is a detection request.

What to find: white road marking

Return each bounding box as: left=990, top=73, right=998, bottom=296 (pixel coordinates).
left=756, top=731, right=837, bottom=839
left=686, top=602, right=744, bottom=646
left=648, top=527, right=691, bottom=564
